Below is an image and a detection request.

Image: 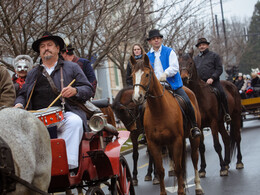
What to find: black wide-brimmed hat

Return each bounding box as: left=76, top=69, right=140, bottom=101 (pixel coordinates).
left=32, top=31, right=65, bottom=53
left=147, top=29, right=163, bottom=41
left=61, top=44, right=75, bottom=53
left=195, top=38, right=210, bottom=47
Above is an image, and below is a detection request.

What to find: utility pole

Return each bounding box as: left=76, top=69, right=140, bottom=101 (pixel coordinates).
left=220, top=0, right=228, bottom=71
left=210, top=0, right=216, bottom=38
left=220, top=0, right=228, bottom=51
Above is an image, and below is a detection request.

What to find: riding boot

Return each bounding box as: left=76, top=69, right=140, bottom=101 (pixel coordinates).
left=221, top=93, right=231, bottom=123
left=175, top=87, right=201, bottom=139
left=187, top=102, right=201, bottom=139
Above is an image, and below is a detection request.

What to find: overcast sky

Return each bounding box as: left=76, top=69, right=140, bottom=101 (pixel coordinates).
left=216, top=0, right=258, bottom=20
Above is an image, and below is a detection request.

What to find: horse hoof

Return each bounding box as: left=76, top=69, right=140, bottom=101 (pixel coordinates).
left=153, top=177, right=160, bottom=185
left=220, top=170, right=228, bottom=176
left=196, top=189, right=204, bottom=195
left=144, top=175, right=152, bottom=181
left=168, top=170, right=175, bottom=177
left=160, top=192, right=167, bottom=195
left=199, top=171, right=206, bottom=178
left=132, top=179, right=138, bottom=186
left=236, top=162, right=244, bottom=169
left=225, top=165, right=230, bottom=170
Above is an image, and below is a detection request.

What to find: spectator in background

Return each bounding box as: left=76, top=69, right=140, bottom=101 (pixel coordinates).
left=251, top=72, right=260, bottom=87
left=0, top=66, right=16, bottom=107
left=126, top=43, right=146, bottom=86
left=61, top=44, right=97, bottom=97
left=245, top=80, right=254, bottom=98
left=234, top=72, right=246, bottom=98
left=12, top=55, right=34, bottom=96
left=251, top=71, right=260, bottom=97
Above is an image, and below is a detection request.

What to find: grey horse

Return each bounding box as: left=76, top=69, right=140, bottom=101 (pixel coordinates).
left=0, top=107, right=52, bottom=194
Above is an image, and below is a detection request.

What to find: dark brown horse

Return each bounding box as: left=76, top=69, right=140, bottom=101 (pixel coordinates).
left=178, top=49, right=244, bottom=177
left=100, top=106, right=116, bottom=127
left=112, top=86, right=156, bottom=186
left=130, top=54, right=203, bottom=195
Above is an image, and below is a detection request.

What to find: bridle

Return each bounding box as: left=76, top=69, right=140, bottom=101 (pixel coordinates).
left=119, top=102, right=140, bottom=129
left=133, top=66, right=165, bottom=99
left=180, top=65, right=193, bottom=84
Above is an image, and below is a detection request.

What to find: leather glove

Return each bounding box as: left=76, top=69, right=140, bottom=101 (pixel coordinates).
left=159, top=72, right=168, bottom=82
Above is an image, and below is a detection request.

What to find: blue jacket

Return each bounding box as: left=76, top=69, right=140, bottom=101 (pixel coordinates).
left=15, top=59, right=94, bottom=130
left=147, top=45, right=183, bottom=90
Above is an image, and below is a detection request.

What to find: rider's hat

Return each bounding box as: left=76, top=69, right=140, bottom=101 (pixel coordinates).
left=32, top=31, right=65, bottom=53
left=61, top=44, right=75, bottom=53
left=147, top=29, right=163, bottom=41
left=195, top=38, right=210, bottom=47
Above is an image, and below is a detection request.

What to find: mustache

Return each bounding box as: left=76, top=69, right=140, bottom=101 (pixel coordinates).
left=44, top=50, right=52, bottom=55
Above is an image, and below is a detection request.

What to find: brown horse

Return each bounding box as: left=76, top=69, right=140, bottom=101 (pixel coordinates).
left=100, top=105, right=116, bottom=127
left=112, top=86, right=147, bottom=185
left=130, top=54, right=203, bottom=195
left=178, top=49, right=244, bottom=177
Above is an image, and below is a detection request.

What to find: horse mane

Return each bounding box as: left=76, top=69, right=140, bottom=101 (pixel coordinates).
left=132, top=60, right=147, bottom=72
left=111, top=86, right=133, bottom=111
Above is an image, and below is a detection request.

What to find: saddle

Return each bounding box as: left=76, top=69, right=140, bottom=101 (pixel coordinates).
left=160, top=82, right=189, bottom=129
left=160, top=82, right=188, bottom=114
left=210, top=86, right=223, bottom=113
left=0, top=136, right=16, bottom=193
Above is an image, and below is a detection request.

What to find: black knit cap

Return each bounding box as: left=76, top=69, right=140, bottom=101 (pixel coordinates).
left=147, top=29, right=163, bottom=41
left=32, top=31, right=65, bottom=53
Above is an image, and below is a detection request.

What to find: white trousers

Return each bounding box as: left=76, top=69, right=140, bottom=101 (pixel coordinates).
left=57, top=112, right=83, bottom=169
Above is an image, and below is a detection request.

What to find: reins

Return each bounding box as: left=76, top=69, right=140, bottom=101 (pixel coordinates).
left=119, top=103, right=141, bottom=129
left=180, top=66, right=193, bottom=84
left=133, top=67, right=166, bottom=99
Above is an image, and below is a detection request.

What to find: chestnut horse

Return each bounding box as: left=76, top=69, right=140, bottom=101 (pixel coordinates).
left=130, top=54, right=203, bottom=195
left=178, top=49, right=244, bottom=177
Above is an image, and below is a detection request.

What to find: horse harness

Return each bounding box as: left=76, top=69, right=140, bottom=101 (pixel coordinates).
left=133, top=66, right=166, bottom=99
left=119, top=102, right=141, bottom=129
left=0, top=135, right=50, bottom=195
left=0, top=108, right=49, bottom=195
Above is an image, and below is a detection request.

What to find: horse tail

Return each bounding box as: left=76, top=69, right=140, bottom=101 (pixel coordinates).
left=229, top=126, right=237, bottom=160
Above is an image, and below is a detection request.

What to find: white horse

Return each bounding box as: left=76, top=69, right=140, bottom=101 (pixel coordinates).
left=0, top=107, right=52, bottom=194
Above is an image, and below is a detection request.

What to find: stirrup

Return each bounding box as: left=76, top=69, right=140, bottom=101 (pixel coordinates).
left=224, top=114, right=231, bottom=123
left=190, top=127, right=201, bottom=139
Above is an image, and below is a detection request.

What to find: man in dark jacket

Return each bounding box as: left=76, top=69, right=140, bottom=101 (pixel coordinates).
left=15, top=32, right=94, bottom=171
left=194, top=38, right=231, bottom=122
left=61, top=44, right=97, bottom=97
left=0, top=66, right=16, bottom=107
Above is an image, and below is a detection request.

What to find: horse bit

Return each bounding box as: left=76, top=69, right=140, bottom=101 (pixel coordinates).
left=133, top=67, right=165, bottom=99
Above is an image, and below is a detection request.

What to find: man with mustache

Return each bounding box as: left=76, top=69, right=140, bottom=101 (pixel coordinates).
left=15, top=32, right=94, bottom=172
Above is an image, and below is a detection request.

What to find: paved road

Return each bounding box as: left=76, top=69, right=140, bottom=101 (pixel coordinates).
left=123, top=119, right=260, bottom=195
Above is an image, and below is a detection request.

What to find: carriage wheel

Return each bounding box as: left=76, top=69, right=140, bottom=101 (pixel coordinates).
left=110, top=155, right=135, bottom=195
left=85, top=186, right=105, bottom=195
